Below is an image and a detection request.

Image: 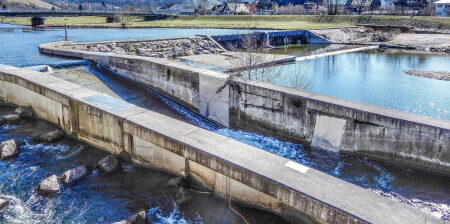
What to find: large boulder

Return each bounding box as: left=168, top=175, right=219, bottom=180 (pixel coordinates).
left=111, top=211, right=146, bottom=224
left=128, top=210, right=147, bottom=224
left=36, top=130, right=65, bottom=143
left=37, top=175, right=60, bottom=196
left=39, top=65, right=53, bottom=73
left=14, top=106, right=34, bottom=119
left=0, top=139, right=19, bottom=159
left=61, top=166, right=89, bottom=185
left=2, top=114, right=21, bottom=124
left=96, top=155, right=120, bottom=174
left=0, top=198, right=10, bottom=210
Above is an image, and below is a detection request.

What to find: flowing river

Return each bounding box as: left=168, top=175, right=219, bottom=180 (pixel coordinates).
left=0, top=23, right=449, bottom=223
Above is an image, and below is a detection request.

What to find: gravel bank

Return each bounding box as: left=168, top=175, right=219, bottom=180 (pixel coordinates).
left=310, top=26, right=450, bottom=53
left=388, top=34, right=450, bottom=52
left=60, top=37, right=224, bottom=58
left=310, top=27, right=370, bottom=43
left=404, top=70, right=450, bottom=81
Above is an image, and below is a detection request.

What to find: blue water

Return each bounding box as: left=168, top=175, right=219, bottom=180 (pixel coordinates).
left=0, top=23, right=259, bottom=67
left=1, top=23, right=449, bottom=221
left=0, top=119, right=290, bottom=224
left=272, top=50, right=450, bottom=120
left=0, top=24, right=291, bottom=224
left=94, top=64, right=449, bottom=220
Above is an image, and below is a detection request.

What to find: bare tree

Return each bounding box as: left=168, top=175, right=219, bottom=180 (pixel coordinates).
left=113, top=13, right=135, bottom=28
left=351, top=0, right=371, bottom=14
left=278, top=3, right=306, bottom=15
left=217, top=20, right=312, bottom=94
left=326, top=0, right=343, bottom=15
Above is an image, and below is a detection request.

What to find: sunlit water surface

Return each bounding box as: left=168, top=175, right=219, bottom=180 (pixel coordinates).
left=270, top=49, right=450, bottom=120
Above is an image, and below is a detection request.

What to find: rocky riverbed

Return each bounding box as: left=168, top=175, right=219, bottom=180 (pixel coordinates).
left=62, top=36, right=225, bottom=58
left=0, top=101, right=292, bottom=224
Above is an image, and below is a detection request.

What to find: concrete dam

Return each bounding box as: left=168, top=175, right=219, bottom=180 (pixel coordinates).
left=1, top=29, right=448, bottom=223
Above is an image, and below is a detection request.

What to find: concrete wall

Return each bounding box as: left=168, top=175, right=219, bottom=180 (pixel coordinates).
left=0, top=65, right=441, bottom=224
left=229, top=79, right=450, bottom=176
left=39, top=41, right=450, bottom=176
left=41, top=43, right=230, bottom=127
left=211, top=30, right=330, bottom=49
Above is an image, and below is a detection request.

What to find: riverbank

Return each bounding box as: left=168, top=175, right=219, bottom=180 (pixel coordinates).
left=2, top=15, right=450, bottom=30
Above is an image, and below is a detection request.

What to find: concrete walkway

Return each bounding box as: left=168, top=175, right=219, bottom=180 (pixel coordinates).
left=179, top=52, right=295, bottom=72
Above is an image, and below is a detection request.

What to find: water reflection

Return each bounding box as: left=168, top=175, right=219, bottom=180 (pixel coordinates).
left=270, top=49, right=450, bottom=120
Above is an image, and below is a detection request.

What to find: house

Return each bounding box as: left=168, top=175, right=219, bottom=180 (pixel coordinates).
left=346, top=0, right=374, bottom=13
left=258, top=9, right=277, bottom=14
left=244, top=1, right=259, bottom=14
left=159, top=3, right=197, bottom=15
left=434, top=0, right=450, bottom=16
left=380, top=0, right=395, bottom=9
left=392, top=0, right=430, bottom=10
left=210, top=3, right=250, bottom=14
left=303, top=1, right=318, bottom=10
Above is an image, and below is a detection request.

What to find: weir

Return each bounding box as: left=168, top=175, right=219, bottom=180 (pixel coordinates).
left=39, top=40, right=450, bottom=177
left=0, top=64, right=443, bottom=224
left=210, top=30, right=330, bottom=49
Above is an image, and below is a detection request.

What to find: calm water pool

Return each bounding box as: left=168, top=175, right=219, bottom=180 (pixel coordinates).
left=270, top=49, right=450, bottom=120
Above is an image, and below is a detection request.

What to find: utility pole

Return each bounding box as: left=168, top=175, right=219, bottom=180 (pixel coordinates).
left=64, top=24, right=68, bottom=41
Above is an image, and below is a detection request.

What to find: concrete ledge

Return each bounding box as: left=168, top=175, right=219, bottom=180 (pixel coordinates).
left=295, top=46, right=379, bottom=61
left=231, top=78, right=450, bottom=175
left=0, top=65, right=442, bottom=224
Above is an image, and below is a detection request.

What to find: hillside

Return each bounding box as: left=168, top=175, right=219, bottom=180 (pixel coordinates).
left=1, top=0, right=56, bottom=9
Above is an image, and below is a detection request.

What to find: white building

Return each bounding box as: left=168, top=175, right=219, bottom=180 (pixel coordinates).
left=434, top=0, right=450, bottom=16
left=210, top=3, right=250, bottom=15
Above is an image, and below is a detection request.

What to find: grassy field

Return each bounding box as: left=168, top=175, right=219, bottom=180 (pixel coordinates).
left=2, top=0, right=56, bottom=10
left=2, top=15, right=450, bottom=30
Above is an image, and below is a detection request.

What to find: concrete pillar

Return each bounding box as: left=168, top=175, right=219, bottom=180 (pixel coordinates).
left=31, top=17, right=45, bottom=28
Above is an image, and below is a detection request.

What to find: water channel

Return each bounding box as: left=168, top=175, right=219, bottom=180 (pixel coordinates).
left=1, top=23, right=449, bottom=223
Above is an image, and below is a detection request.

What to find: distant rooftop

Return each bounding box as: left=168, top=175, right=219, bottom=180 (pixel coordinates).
left=434, top=0, right=450, bottom=3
